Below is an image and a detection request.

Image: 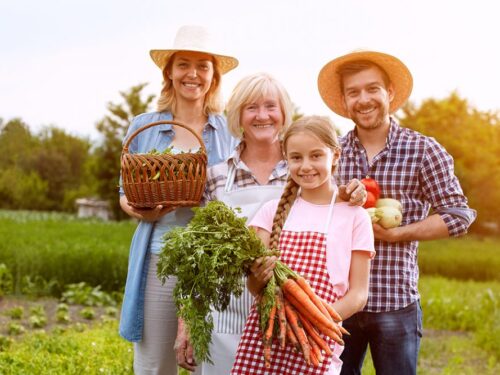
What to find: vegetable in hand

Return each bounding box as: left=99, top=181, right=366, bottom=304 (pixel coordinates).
left=157, top=201, right=272, bottom=363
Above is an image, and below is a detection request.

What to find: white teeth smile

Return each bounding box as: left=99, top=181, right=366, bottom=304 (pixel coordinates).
left=358, top=108, right=375, bottom=114
left=253, top=124, right=272, bottom=128
left=183, top=83, right=199, bottom=88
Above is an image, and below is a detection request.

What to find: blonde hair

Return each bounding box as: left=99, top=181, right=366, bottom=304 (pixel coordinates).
left=269, top=115, right=341, bottom=250
left=156, top=53, right=224, bottom=115
left=226, top=72, right=294, bottom=139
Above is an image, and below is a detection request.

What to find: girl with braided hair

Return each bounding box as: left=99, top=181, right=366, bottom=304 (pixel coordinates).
left=231, top=115, right=375, bottom=375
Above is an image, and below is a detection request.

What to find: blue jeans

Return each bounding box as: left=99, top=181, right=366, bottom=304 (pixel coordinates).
left=340, top=301, right=423, bottom=375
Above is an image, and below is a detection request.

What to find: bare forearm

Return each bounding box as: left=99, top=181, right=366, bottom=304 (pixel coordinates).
left=374, top=214, right=450, bottom=242
left=332, top=289, right=368, bottom=321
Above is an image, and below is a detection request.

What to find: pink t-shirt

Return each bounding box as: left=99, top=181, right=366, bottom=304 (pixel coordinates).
left=249, top=196, right=375, bottom=298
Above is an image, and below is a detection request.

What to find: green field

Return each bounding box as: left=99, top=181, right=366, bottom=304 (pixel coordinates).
left=0, top=210, right=499, bottom=374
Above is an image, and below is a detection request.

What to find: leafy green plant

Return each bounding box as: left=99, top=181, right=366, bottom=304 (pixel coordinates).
left=29, top=315, right=47, bottom=329
left=20, top=275, right=59, bottom=297
left=79, top=307, right=96, bottom=320
left=61, top=282, right=116, bottom=307
left=7, top=323, right=26, bottom=336
left=0, top=335, right=13, bottom=351
left=56, top=311, right=71, bottom=324
left=5, top=306, right=24, bottom=320
left=56, top=302, right=69, bottom=313
left=0, top=263, right=13, bottom=296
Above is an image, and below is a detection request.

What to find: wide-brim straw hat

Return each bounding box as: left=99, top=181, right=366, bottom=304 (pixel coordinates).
left=150, top=25, right=239, bottom=74
left=318, top=50, right=413, bottom=118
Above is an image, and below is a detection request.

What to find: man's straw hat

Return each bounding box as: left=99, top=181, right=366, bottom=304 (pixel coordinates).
left=150, top=25, right=239, bottom=74
left=317, top=50, right=413, bottom=118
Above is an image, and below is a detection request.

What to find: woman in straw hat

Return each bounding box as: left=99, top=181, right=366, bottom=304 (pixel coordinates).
left=118, top=25, right=238, bottom=374
left=317, top=50, right=476, bottom=374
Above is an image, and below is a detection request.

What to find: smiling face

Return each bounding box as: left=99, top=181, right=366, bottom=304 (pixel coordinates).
left=168, top=51, right=215, bottom=104
left=286, top=131, right=340, bottom=199
left=341, top=66, right=394, bottom=131
left=239, top=88, right=284, bottom=146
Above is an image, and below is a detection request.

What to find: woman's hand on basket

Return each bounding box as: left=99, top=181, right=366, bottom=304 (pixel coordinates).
left=119, top=195, right=178, bottom=222
left=247, top=256, right=277, bottom=296
left=129, top=204, right=178, bottom=222
left=175, top=318, right=197, bottom=372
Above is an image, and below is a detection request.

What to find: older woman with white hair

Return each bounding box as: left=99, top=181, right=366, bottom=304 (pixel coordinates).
left=118, top=25, right=239, bottom=374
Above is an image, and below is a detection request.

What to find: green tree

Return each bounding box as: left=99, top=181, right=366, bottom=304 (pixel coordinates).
left=398, top=92, right=500, bottom=233
left=93, top=83, right=155, bottom=219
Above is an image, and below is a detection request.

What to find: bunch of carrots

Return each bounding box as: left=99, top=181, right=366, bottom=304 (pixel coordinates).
left=257, top=261, right=348, bottom=368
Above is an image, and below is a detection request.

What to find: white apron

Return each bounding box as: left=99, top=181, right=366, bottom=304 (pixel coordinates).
left=201, top=163, right=284, bottom=375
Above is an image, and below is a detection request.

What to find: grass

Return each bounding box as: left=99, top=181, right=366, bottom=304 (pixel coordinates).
left=0, top=210, right=136, bottom=294
left=419, top=236, right=500, bottom=282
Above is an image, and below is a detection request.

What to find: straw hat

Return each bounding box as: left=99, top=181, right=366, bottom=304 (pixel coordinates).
left=150, top=25, right=239, bottom=74
left=317, top=50, right=413, bottom=118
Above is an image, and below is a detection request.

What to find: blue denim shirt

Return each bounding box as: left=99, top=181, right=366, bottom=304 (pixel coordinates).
left=119, top=111, right=237, bottom=342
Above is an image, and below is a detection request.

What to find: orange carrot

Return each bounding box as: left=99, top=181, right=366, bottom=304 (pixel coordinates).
left=297, top=310, right=333, bottom=356
left=281, top=278, right=335, bottom=330
left=307, top=334, right=323, bottom=365
left=276, top=288, right=287, bottom=349
left=338, top=324, right=350, bottom=336
left=284, top=299, right=311, bottom=365
left=295, top=276, right=334, bottom=324
left=263, top=304, right=277, bottom=368
left=284, top=288, right=337, bottom=339
left=321, top=298, right=343, bottom=322
left=308, top=339, right=320, bottom=367
left=286, top=324, right=300, bottom=352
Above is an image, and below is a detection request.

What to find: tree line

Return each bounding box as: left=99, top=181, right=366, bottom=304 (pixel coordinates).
left=0, top=84, right=498, bottom=232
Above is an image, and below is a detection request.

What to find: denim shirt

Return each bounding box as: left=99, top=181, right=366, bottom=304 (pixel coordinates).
left=119, top=111, right=237, bottom=342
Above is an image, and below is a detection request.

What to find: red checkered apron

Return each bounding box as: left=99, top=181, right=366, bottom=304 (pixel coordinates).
left=231, top=193, right=340, bottom=374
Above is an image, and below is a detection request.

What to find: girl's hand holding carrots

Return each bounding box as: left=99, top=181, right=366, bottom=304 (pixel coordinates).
left=247, top=256, right=277, bottom=296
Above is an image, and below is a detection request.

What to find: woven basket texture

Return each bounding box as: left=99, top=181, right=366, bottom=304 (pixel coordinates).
left=121, top=121, right=207, bottom=208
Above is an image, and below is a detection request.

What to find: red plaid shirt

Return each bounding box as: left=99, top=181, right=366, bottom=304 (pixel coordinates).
left=336, top=118, right=476, bottom=312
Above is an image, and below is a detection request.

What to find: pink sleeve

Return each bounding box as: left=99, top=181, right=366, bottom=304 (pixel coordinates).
left=352, top=208, right=376, bottom=258
left=248, top=199, right=279, bottom=233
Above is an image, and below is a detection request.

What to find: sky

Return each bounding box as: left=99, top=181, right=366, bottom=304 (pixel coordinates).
left=1, top=0, right=499, bottom=141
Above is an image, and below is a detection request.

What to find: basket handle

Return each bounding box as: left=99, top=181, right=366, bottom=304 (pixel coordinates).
left=122, top=120, right=207, bottom=154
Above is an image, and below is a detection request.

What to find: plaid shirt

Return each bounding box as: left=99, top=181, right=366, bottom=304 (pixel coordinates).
left=204, top=143, right=288, bottom=201
left=337, top=118, right=476, bottom=312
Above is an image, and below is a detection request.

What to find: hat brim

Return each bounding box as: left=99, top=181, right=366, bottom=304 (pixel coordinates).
left=149, top=49, right=239, bottom=75
left=318, top=51, right=413, bottom=118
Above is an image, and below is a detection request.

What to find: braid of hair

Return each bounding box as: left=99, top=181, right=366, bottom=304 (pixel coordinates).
left=269, top=176, right=299, bottom=250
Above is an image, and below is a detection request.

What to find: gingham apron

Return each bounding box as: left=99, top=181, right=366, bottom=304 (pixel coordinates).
left=202, top=163, right=284, bottom=375
left=232, top=191, right=340, bottom=375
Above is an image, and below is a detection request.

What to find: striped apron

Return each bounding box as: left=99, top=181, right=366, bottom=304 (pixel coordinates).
left=201, top=164, right=284, bottom=375
left=231, top=192, right=342, bottom=375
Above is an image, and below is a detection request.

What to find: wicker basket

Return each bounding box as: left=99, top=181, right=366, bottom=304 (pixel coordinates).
left=121, top=120, right=207, bottom=208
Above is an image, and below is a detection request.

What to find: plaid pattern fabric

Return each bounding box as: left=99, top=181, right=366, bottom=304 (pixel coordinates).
left=204, top=144, right=288, bottom=202
left=336, top=118, right=476, bottom=312
left=231, top=230, right=339, bottom=374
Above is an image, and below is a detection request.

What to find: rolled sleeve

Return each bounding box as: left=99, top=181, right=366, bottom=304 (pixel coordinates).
left=421, top=138, right=476, bottom=236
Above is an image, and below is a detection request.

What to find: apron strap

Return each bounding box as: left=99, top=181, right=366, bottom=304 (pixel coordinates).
left=323, top=186, right=337, bottom=233
left=224, top=162, right=237, bottom=192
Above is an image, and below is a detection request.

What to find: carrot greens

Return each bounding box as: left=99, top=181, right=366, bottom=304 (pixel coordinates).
left=156, top=200, right=270, bottom=363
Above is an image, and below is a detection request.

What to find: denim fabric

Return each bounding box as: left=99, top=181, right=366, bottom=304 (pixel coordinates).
left=119, top=111, right=237, bottom=342
left=340, top=301, right=423, bottom=375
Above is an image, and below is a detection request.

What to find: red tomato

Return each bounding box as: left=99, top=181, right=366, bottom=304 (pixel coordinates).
left=363, top=191, right=377, bottom=208
left=361, top=177, right=380, bottom=200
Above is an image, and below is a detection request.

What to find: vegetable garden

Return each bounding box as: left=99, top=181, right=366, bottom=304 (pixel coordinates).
left=0, top=210, right=499, bottom=374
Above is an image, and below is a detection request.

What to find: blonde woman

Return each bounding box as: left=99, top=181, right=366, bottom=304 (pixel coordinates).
left=118, top=25, right=238, bottom=375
